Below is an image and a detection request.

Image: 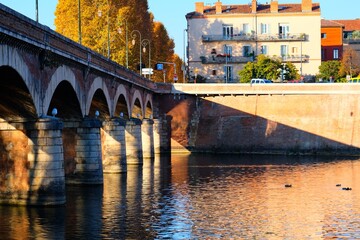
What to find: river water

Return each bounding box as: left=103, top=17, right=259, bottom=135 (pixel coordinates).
left=1, top=153, right=360, bottom=239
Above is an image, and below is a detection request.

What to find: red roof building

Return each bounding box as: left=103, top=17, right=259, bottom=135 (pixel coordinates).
left=321, top=19, right=344, bottom=61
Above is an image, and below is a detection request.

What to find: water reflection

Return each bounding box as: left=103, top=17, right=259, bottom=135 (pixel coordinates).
left=0, top=153, right=360, bottom=239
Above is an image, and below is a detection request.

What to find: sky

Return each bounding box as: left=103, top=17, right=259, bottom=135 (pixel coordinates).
left=0, top=0, right=358, bottom=58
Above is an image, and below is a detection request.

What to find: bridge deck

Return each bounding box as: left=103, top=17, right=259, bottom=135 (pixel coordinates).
left=168, top=83, right=360, bottom=96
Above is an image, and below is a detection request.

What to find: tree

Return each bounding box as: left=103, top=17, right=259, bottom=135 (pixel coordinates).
left=151, top=21, right=176, bottom=83
left=318, top=60, right=341, bottom=81
left=54, top=0, right=181, bottom=77
left=238, top=55, right=299, bottom=82
left=239, top=62, right=256, bottom=83
left=284, top=62, right=300, bottom=80
left=340, top=48, right=360, bottom=78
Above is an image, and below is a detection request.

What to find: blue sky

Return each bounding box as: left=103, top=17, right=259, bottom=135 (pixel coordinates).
left=0, top=0, right=358, bottom=57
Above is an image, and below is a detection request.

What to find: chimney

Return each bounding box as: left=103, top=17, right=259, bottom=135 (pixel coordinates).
left=302, top=0, right=312, bottom=12
left=195, top=2, right=204, bottom=14
left=215, top=1, right=222, bottom=14
left=270, top=0, right=278, bottom=13
left=252, top=0, right=257, bottom=13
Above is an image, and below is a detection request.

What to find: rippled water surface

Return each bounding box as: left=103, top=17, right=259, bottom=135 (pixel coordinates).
left=1, top=154, right=360, bottom=239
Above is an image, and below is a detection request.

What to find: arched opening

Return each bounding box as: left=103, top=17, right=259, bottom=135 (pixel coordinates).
left=114, top=94, right=129, bottom=119
left=132, top=98, right=142, bottom=119
left=0, top=66, right=37, bottom=204
left=145, top=101, right=153, bottom=119
left=89, top=89, right=110, bottom=120
left=0, top=66, right=37, bottom=119
left=47, top=81, right=82, bottom=119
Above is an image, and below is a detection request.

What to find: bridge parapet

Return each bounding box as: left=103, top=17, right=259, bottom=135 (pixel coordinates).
left=164, top=83, right=360, bottom=96
left=0, top=3, right=157, bottom=91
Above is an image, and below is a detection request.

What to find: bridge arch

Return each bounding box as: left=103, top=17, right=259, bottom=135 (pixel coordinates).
left=130, top=90, right=144, bottom=119
left=144, top=93, right=153, bottom=118
left=86, top=77, right=111, bottom=118
left=45, top=65, right=83, bottom=118
left=114, top=84, right=130, bottom=119
left=0, top=45, right=40, bottom=117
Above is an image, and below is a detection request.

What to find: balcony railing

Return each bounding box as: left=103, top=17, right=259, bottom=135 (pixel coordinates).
left=281, top=55, right=309, bottom=63
left=202, top=33, right=306, bottom=42
left=343, top=38, right=360, bottom=44
left=200, top=55, right=253, bottom=64
left=199, top=54, right=309, bottom=64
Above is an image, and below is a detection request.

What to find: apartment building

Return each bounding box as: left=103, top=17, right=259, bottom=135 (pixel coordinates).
left=186, top=0, right=321, bottom=83
left=321, top=19, right=344, bottom=61
left=333, top=19, right=360, bottom=54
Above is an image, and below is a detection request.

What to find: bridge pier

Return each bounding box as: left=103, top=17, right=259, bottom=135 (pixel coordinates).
left=0, top=118, right=65, bottom=206
left=66, top=118, right=103, bottom=185
left=125, top=119, right=143, bottom=165
left=101, top=118, right=127, bottom=174
left=153, top=118, right=170, bottom=154
left=141, top=119, right=154, bottom=160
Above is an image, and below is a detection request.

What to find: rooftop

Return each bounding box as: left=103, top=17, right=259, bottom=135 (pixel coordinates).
left=187, top=1, right=320, bottom=19
left=332, top=19, right=360, bottom=31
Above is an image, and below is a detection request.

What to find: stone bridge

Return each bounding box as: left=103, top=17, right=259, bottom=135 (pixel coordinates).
left=2, top=3, right=360, bottom=206
left=0, top=4, right=170, bottom=205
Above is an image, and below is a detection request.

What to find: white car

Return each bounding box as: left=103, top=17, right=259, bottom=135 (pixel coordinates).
left=250, top=78, right=272, bottom=84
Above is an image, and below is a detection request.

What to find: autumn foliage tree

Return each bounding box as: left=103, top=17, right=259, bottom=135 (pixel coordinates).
left=54, top=0, right=182, bottom=82
left=340, top=48, right=360, bottom=78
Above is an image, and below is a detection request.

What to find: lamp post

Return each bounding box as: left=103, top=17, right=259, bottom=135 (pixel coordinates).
left=131, top=30, right=142, bottom=75
left=97, top=0, right=111, bottom=58
left=183, top=29, right=187, bottom=83
left=142, top=39, right=151, bottom=80
left=35, top=0, right=39, bottom=22
left=224, top=44, right=229, bottom=83
left=78, top=0, right=81, bottom=44
left=117, top=19, right=129, bottom=68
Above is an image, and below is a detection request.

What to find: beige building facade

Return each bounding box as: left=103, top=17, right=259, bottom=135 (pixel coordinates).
left=186, top=0, right=322, bottom=83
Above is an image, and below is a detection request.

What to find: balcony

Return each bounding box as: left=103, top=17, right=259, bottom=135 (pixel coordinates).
left=202, top=33, right=306, bottom=42
left=281, top=55, right=309, bottom=63
left=200, top=55, right=253, bottom=64
left=343, top=38, right=360, bottom=44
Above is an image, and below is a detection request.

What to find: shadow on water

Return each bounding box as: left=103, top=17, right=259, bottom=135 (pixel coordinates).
left=183, top=152, right=360, bottom=166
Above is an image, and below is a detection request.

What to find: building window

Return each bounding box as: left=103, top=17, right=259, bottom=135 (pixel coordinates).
left=321, top=49, right=326, bottom=59
left=260, top=45, right=268, bottom=55
left=292, top=47, right=298, bottom=54
left=261, top=23, right=270, bottom=34
left=223, top=24, right=233, bottom=39
left=243, top=23, right=249, bottom=34
left=321, top=33, right=327, bottom=39
left=212, top=69, right=217, bottom=75
left=224, top=45, right=232, bottom=56
left=279, top=24, right=289, bottom=38
left=280, top=45, right=288, bottom=56
left=224, top=65, right=233, bottom=82
left=333, top=49, right=339, bottom=59
left=243, top=46, right=251, bottom=57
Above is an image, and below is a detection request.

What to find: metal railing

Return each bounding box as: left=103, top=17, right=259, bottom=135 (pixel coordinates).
left=202, top=33, right=306, bottom=42
left=281, top=55, right=309, bottom=62
left=200, top=55, right=253, bottom=64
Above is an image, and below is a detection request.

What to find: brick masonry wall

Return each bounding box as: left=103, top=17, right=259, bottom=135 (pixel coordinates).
left=158, top=92, right=360, bottom=155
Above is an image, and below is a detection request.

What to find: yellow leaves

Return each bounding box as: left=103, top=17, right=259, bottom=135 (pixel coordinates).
left=54, top=0, right=182, bottom=81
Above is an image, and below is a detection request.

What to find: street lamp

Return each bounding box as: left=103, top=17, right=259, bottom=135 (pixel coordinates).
left=183, top=29, right=188, bottom=83
left=224, top=44, right=229, bottom=83
left=131, top=30, right=142, bottom=75
left=117, top=19, right=129, bottom=68
left=142, top=39, right=151, bottom=80
left=78, top=0, right=81, bottom=44
left=97, top=0, right=111, bottom=58
left=35, top=0, right=39, bottom=22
